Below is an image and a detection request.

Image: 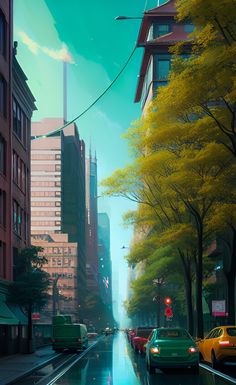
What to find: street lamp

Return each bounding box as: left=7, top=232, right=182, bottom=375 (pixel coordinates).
left=153, top=278, right=164, bottom=328
left=115, top=16, right=143, bottom=20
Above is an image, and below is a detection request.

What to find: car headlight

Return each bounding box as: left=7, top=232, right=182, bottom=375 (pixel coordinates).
left=150, top=346, right=160, bottom=354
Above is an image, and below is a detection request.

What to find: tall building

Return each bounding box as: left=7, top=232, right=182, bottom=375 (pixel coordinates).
left=0, top=0, right=13, bottom=283
left=31, top=118, right=86, bottom=317
left=86, top=153, right=99, bottom=293
left=135, top=0, right=192, bottom=111
left=98, top=213, right=112, bottom=311
left=0, top=1, right=36, bottom=355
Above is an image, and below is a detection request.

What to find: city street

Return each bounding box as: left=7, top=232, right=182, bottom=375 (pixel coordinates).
left=48, top=333, right=235, bottom=385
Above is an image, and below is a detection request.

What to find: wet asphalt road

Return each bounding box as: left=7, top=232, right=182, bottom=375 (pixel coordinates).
left=53, top=332, right=235, bottom=385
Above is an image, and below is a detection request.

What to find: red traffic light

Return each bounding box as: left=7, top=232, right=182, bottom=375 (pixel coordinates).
left=165, top=307, right=173, bottom=317
left=164, top=297, right=172, bottom=306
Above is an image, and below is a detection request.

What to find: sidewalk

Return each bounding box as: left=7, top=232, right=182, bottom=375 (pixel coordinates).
left=0, top=346, right=58, bottom=385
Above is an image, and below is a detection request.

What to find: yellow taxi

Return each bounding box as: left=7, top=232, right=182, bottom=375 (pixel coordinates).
left=197, top=326, right=236, bottom=369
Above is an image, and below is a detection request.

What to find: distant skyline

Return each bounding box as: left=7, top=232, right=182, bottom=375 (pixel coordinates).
left=14, top=0, right=164, bottom=325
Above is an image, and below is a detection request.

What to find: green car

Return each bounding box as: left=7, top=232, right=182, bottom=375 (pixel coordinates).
left=146, top=327, right=199, bottom=374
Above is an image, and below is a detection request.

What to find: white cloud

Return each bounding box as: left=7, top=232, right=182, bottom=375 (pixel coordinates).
left=18, top=31, right=74, bottom=64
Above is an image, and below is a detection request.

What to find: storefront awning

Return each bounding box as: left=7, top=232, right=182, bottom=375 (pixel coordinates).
left=0, top=301, right=19, bottom=325
left=8, top=305, right=28, bottom=325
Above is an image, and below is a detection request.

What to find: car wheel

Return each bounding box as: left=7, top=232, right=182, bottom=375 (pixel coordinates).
left=147, top=360, right=156, bottom=374
left=211, top=351, right=219, bottom=370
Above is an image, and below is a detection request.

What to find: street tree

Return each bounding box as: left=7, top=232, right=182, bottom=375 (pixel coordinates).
left=9, top=246, right=50, bottom=353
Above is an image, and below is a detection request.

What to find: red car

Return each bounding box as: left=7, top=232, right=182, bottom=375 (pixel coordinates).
left=132, top=328, right=153, bottom=354
left=128, top=329, right=136, bottom=343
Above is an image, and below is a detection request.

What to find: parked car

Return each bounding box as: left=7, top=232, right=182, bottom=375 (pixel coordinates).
left=132, top=328, right=154, bottom=354
left=146, top=327, right=199, bottom=374
left=197, top=326, right=236, bottom=369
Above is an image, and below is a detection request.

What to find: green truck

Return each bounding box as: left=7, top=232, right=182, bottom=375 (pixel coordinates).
left=52, top=315, right=88, bottom=352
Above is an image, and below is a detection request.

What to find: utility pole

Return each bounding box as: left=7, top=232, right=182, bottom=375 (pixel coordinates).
left=153, top=278, right=164, bottom=327
left=52, top=276, right=60, bottom=316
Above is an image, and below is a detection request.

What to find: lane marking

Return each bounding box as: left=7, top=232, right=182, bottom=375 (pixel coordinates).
left=200, top=363, right=236, bottom=384
left=43, top=339, right=101, bottom=385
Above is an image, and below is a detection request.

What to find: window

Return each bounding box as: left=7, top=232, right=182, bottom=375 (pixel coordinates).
left=0, top=134, right=6, bottom=175
left=0, top=11, right=6, bottom=57
left=0, top=75, right=6, bottom=118
left=55, top=164, right=61, bottom=171
left=0, top=189, right=6, bottom=227
left=154, top=24, right=170, bottom=38
left=184, top=24, right=194, bottom=33
left=13, top=200, right=22, bottom=236
left=0, top=241, right=6, bottom=279
left=157, top=60, right=170, bottom=81
left=55, top=154, right=61, bottom=160
left=12, top=99, right=28, bottom=145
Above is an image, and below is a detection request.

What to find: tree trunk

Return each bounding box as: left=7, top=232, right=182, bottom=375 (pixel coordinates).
left=179, top=251, right=194, bottom=335
left=184, top=274, right=194, bottom=335
left=195, top=223, right=204, bottom=338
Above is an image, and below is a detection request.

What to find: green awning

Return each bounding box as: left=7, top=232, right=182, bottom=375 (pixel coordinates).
left=8, top=304, right=28, bottom=325
left=0, top=301, right=19, bottom=325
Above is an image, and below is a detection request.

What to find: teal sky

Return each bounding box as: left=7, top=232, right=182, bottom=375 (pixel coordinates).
left=14, top=0, right=162, bottom=325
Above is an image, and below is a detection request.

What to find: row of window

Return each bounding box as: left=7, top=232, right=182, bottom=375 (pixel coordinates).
left=0, top=134, right=6, bottom=175
left=31, top=201, right=61, bottom=207
left=51, top=272, right=73, bottom=278
left=13, top=200, right=28, bottom=239
left=0, top=241, right=6, bottom=279
left=31, top=164, right=61, bottom=172
left=32, top=211, right=61, bottom=217
left=150, top=23, right=194, bottom=39
left=0, top=189, right=6, bottom=227
left=31, top=153, right=61, bottom=160
left=43, top=247, right=76, bottom=255
left=13, top=151, right=27, bottom=193
left=31, top=191, right=61, bottom=197
left=31, top=181, right=61, bottom=187
left=31, top=220, right=61, bottom=226
left=13, top=99, right=30, bottom=146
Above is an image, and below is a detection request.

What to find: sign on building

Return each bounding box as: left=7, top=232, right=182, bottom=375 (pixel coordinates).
left=212, top=300, right=226, bottom=316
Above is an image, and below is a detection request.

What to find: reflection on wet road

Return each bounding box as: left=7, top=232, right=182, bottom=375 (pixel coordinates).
left=54, top=332, right=235, bottom=385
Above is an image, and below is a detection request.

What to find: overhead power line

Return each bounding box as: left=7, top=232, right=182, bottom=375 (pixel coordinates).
left=31, top=44, right=137, bottom=141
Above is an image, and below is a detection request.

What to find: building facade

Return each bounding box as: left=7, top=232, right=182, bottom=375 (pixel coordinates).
left=86, top=154, right=99, bottom=294
left=135, top=0, right=192, bottom=111
left=0, top=0, right=36, bottom=355
left=98, top=213, right=112, bottom=307
left=0, top=0, right=13, bottom=283
left=31, top=119, right=86, bottom=318
left=32, top=234, right=79, bottom=323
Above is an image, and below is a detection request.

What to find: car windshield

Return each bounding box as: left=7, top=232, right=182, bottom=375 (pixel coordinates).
left=157, top=329, right=190, bottom=339
left=137, top=330, right=152, bottom=338
left=227, top=328, right=236, bottom=336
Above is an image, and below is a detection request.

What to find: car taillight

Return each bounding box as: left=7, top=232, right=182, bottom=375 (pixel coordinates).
left=219, top=340, right=232, bottom=346
left=150, top=347, right=160, bottom=354
left=188, top=347, right=197, bottom=353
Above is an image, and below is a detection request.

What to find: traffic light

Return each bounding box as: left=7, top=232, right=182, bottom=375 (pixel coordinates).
left=165, top=307, right=173, bottom=317
left=164, top=297, right=173, bottom=320
left=164, top=297, right=172, bottom=306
